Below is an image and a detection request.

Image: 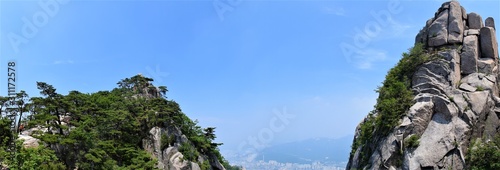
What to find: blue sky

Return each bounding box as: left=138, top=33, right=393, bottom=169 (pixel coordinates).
left=1, top=0, right=499, bottom=162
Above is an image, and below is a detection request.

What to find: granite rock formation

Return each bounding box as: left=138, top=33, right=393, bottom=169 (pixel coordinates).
left=348, top=1, right=499, bottom=169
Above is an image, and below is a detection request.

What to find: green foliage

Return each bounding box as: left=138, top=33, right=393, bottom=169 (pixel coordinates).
left=161, top=134, right=175, bottom=151
left=349, top=43, right=436, bottom=168
left=0, top=117, right=13, bottom=146
left=0, top=140, right=65, bottom=170
left=0, top=74, right=234, bottom=169
left=395, top=158, right=403, bottom=168
left=349, top=113, right=375, bottom=166
left=467, top=135, right=500, bottom=170
left=404, top=135, right=420, bottom=149
left=476, top=86, right=484, bottom=91
left=178, top=142, right=199, bottom=162
left=375, top=43, right=431, bottom=136
left=464, top=106, right=470, bottom=112
left=199, top=160, right=211, bottom=170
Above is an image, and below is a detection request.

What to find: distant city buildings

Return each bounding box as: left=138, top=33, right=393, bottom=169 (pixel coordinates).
left=234, top=160, right=346, bottom=170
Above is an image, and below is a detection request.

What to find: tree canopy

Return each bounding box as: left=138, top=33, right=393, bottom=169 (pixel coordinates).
left=0, top=75, right=239, bottom=170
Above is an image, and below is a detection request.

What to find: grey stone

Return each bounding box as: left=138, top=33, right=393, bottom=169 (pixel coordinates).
left=462, top=73, right=496, bottom=92
left=485, top=110, right=500, bottom=138
left=477, top=58, right=496, bottom=74
left=434, top=95, right=459, bottom=120
left=485, top=17, right=495, bottom=29
left=412, top=61, right=450, bottom=95
left=460, top=35, right=479, bottom=75
left=18, top=134, right=40, bottom=148
left=415, top=26, right=428, bottom=45
left=408, top=100, right=434, bottom=135
left=480, top=27, right=499, bottom=59
left=349, top=147, right=362, bottom=169
left=485, top=74, right=496, bottom=83
left=438, top=50, right=461, bottom=85
left=143, top=126, right=225, bottom=170
left=466, top=91, right=490, bottom=115
left=428, top=9, right=449, bottom=47
left=465, top=29, right=480, bottom=36
left=461, top=6, right=467, bottom=20
left=459, top=83, right=476, bottom=92
left=468, top=12, right=484, bottom=29
left=410, top=112, right=467, bottom=170
left=448, top=89, right=469, bottom=115
left=448, top=1, right=464, bottom=44
left=427, top=18, right=434, bottom=27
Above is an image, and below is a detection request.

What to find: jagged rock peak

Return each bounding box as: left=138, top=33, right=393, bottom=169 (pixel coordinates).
left=348, top=1, right=499, bottom=170
left=416, top=1, right=497, bottom=58
left=414, top=0, right=499, bottom=82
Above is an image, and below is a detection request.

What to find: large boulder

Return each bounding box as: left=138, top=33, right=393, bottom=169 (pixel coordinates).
left=467, top=12, right=484, bottom=29
left=439, top=50, right=461, bottom=86
left=415, top=19, right=433, bottom=46
left=477, top=58, right=496, bottom=74
left=485, top=17, right=495, bottom=29
left=464, top=29, right=480, bottom=36
left=18, top=134, right=40, bottom=148
left=461, top=6, right=467, bottom=20
left=480, top=27, right=499, bottom=59
left=460, top=35, right=479, bottom=75
left=428, top=9, right=449, bottom=47
left=461, top=73, right=497, bottom=94
left=448, top=1, right=464, bottom=44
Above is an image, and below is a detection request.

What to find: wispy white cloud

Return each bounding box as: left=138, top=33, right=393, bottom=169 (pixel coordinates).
left=321, top=6, right=346, bottom=16
left=53, top=60, right=74, bottom=65
left=351, top=49, right=387, bottom=69
left=387, top=19, right=412, bottom=38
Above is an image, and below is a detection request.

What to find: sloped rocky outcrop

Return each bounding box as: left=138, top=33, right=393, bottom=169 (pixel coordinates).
left=143, top=125, right=226, bottom=170
left=348, top=1, right=499, bottom=169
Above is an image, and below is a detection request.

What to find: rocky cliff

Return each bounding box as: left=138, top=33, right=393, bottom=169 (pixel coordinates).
left=347, top=1, right=499, bottom=170
left=143, top=126, right=226, bottom=170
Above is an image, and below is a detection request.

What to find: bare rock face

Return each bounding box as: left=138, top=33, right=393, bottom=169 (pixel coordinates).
left=448, top=1, right=464, bottom=44
left=422, top=1, right=468, bottom=47
left=461, top=35, right=479, bottom=74
left=427, top=8, right=449, bottom=47
left=480, top=27, right=499, bottom=60
left=18, top=134, right=40, bottom=148
left=468, top=12, right=483, bottom=29
left=348, top=1, right=499, bottom=170
left=143, top=126, right=226, bottom=170
left=485, top=17, right=495, bottom=29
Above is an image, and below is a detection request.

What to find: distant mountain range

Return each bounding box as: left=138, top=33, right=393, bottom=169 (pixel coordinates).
left=256, top=135, right=352, bottom=165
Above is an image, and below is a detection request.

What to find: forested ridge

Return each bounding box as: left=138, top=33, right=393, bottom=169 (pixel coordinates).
left=0, top=74, right=240, bottom=170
